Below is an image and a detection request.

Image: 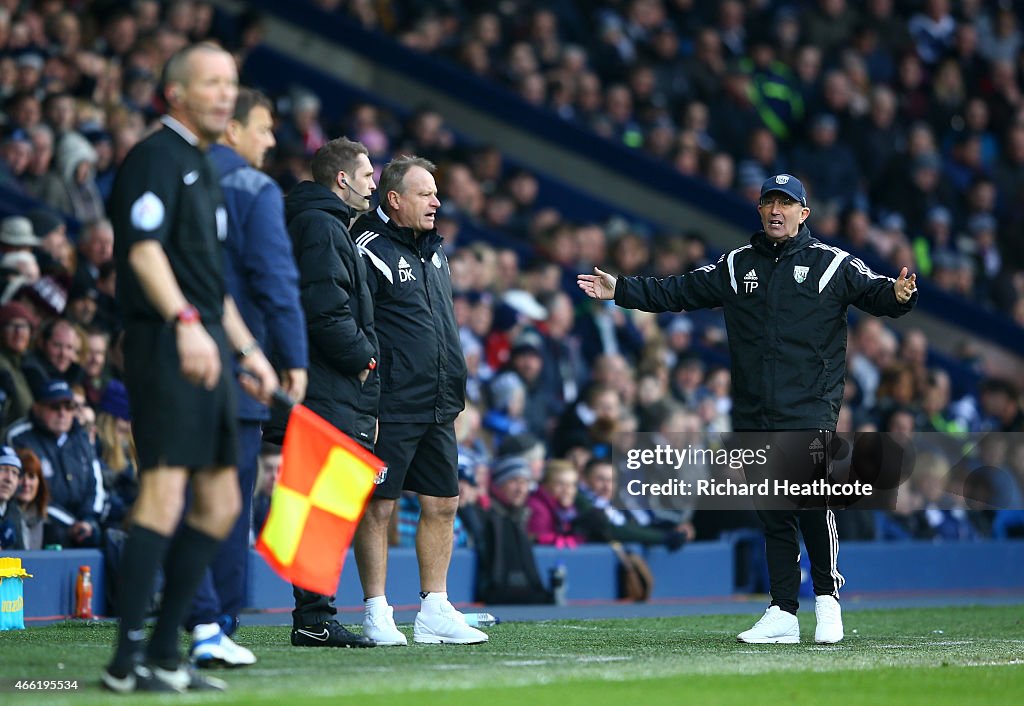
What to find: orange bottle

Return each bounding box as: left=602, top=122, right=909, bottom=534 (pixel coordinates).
left=74, top=566, right=93, bottom=619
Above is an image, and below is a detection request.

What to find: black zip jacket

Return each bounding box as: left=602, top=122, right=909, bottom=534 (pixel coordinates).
left=271, top=182, right=379, bottom=445
left=352, top=207, right=467, bottom=424
left=615, top=227, right=917, bottom=430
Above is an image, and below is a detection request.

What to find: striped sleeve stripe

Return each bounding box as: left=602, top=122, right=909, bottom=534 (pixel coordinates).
left=359, top=245, right=394, bottom=284
left=356, top=230, right=379, bottom=248
left=726, top=245, right=751, bottom=294
left=849, top=256, right=889, bottom=281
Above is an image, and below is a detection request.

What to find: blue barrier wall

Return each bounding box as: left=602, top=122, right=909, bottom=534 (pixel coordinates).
left=6, top=550, right=104, bottom=619
left=9, top=540, right=1023, bottom=619
left=838, top=541, right=1024, bottom=594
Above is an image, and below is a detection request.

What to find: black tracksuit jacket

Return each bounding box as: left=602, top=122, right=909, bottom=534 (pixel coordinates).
left=615, top=226, right=917, bottom=430
left=352, top=207, right=466, bottom=424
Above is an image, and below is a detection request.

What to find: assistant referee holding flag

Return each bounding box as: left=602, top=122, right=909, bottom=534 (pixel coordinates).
left=102, top=43, right=278, bottom=693
left=579, top=174, right=917, bottom=644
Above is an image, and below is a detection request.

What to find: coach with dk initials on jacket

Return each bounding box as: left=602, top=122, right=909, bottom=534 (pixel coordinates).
left=351, top=155, right=486, bottom=646
left=579, top=173, right=918, bottom=646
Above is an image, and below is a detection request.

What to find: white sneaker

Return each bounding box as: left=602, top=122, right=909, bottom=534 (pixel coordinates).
left=363, top=605, right=408, bottom=646
left=413, top=600, right=489, bottom=645
left=190, top=623, right=257, bottom=668
left=737, top=606, right=800, bottom=644
left=814, top=595, right=844, bottom=644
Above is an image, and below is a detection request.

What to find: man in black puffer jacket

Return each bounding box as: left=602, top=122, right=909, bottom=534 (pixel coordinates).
left=272, top=137, right=379, bottom=649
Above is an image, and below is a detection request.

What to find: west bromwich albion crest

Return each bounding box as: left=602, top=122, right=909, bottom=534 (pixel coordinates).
left=793, top=265, right=809, bottom=283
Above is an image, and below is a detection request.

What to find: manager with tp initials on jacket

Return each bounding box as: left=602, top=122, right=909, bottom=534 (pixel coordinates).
left=578, top=174, right=918, bottom=646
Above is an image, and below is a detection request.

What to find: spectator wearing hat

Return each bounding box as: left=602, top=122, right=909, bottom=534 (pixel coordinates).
left=1, top=250, right=40, bottom=283
left=14, top=52, right=44, bottom=91
left=505, top=329, right=557, bottom=438
left=482, top=370, right=528, bottom=449
left=912, top=205, right=957, bottom=277
left=488, top=455, right=534, bottom=519
left=0, top=445, right=25, bottom=549
left=39, top=130, right=105, bottom=223
left=0, top=215, right=42, bottom=254
left=964, top=213, right=1002, bottom=288
left=476, top=454, right=552, bottom=604
left=22, top=317, right=84, bottom=395
left=7, top=379, right=105, bottom=548
left=16, top=447, right=48, bottom=550
left=455, top=449, right=488, bottom=549
left=0, top=302, right=36, bottom=426
left=95, top=379, right=138, bottom=528
left=10, top=274, right=68, bottom=323
left=498, top=432, right=546, bottom=487
left=0, top=128, right=33, bottom=194
left=65, top=281, right=101, bottom=329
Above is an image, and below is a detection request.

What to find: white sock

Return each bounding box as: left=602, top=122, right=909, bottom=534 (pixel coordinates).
left=421, top=591, right=447, bottom=612
left=193, top=622, right=220, bottom=641
left=364, top=595, right=388, bottom=615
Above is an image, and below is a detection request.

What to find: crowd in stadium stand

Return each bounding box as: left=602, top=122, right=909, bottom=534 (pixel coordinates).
left=323, top=0, right=1024, bottom=324
left=0, top=0, right=1022, bottom=565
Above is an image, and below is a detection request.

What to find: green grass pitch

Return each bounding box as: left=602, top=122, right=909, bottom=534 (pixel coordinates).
left=0, top=605, right=1021, bottom=704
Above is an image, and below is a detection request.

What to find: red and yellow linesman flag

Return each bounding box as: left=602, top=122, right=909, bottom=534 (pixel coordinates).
left=256, top=404, right=384, bottom=596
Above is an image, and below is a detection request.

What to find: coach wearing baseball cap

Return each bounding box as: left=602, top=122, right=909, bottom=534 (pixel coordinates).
left=579, top=173, right=918, bottom=645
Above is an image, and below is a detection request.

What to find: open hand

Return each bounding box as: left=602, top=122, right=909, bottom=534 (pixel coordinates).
left=894, top=267, right=917, bottom=304
left=577, top=267, right=617, bottom=300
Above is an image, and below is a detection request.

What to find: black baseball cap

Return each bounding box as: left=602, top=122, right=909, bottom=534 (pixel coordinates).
left=760, top=174, right=807, bottom=206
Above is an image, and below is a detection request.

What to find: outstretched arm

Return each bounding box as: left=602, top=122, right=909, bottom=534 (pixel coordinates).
left=845, top=257, right=918, bottom=317
left=579, top=259, right=726, bottom=313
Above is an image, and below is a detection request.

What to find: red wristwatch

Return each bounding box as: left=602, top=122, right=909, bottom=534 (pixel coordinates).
left=176, top=304, right=200, bottom=325
left=367, top=357, right=377, bottom=370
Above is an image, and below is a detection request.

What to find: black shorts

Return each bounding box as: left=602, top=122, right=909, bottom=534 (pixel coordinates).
left=372, top=421, right=459, bottom=500
left=123, top=321, right=238, bottom=471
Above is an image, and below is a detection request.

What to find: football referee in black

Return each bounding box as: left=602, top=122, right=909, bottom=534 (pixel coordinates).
left=102, top=43, right=279, bottom=693
left=579, top=174, right=918, bottom=644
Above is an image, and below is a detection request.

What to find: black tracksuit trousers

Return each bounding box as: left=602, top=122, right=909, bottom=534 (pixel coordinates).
left=740, top=429, right=845, bottom=614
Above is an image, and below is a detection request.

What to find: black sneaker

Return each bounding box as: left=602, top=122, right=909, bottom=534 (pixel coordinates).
left=291, top=620, right=376, bottom=648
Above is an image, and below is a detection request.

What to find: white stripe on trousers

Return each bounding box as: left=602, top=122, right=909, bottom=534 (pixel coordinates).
left=823, top=430, right=845, bottom=595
